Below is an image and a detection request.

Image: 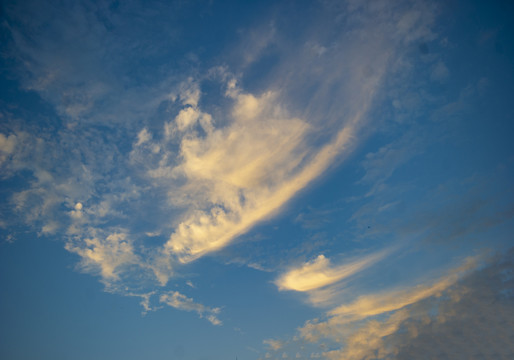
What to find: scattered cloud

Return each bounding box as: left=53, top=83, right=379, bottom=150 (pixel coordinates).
left=4, top=0, right=507, bottom=346
left=263, top=339, right=284, bottom=351
left=159, top=291, right=222, bottom=325
left=263, top=251, right=514, bottom=360
left=431, top=60, right=450, bottom=82
left=0, top=133, right=17, bottom=165
left=65, top=231, right=138, bottom=281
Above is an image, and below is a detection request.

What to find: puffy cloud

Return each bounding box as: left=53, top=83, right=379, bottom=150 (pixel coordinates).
left=65, top=232, right=138, bottom=280
left=136, top=128, right=152, bottom=146
left=263, top=339, right=284, bottom=351
left=0, top=133, right=17, bottom=155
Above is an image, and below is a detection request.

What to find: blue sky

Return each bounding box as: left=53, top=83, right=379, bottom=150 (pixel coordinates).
left=1, top=0, right=513, bottom=359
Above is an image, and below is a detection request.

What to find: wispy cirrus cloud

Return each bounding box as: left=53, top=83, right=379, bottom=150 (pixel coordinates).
left=274, top=250, right=389, bottom=296
left=159, top=291, right=222, bottom=326
left=259, top=252, right=514, bottom=360
left=326, top=255, right=479, bottom=321
left=292, top=251, right=514, bottom=360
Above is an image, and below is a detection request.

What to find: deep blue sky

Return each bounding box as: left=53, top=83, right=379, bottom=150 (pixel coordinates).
left=1, top=1, right=513, bottom=359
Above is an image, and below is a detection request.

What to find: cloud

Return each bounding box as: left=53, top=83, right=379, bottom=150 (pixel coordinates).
left=431, top=60, right=450, bottom=82
left=0, top=133, right=17, bottom=165
left=263, top=339, right=284, bottom=351
left=65, top=231, right=138, bottom=281
left=316, top=251, right=514, bottom=360
left=284, top=252, right=514, bottom=360
left=3, top=0, right=184, bottom=125
left=327, top=255, right=479, bottom=321
left=356, top=129, right=426, bottom=199
left=159, top=291, right=222, bottom=325
left=0, top=0, right=445, bottom=325
left=275, top=251, right=388, bottom=293
left=142, top=80, right=365, bottom=266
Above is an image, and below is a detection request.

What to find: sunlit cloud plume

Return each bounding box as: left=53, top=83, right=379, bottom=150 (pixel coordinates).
left=142, top=0, right=438, bottom=269
left=126, top=67, right=372, bottom=273
left=159, top=291, right=222, bottom=325
left=327, top=255, right=479, bottom=321
left=151, top=81, right=364, bottom=266
left=275, top=250, right=389, bottom=293
left=292, top=255, right=485, bottom=359
left=292, top=251, right=514, bottom=360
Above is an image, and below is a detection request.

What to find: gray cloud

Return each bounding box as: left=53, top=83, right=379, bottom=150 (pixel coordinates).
left=267, top=250, right=514, bottom=360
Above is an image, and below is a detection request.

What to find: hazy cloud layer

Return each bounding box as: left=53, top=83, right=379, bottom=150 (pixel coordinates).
left=262, top=252, right=513, bottom=360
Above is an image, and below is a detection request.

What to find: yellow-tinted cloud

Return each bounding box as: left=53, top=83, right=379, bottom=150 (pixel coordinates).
left=155, top=84, right=364, bottom=265
left=65, top=232, right=137, bottom=280
left=263, top=339, right=284, bottom=351
left=275, top=251, right=388, bottom=292
left=297, top=256, right=481, bottom=348
left=289, top=252, right=514, bottom=360
left=328, top=256, right=479, bottom=321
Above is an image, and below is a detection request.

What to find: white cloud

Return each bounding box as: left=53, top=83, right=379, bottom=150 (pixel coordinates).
left=159, top=291, right=222, bottom=325
left=65, top=232, right=138, bottom=280
left=125, top=53, right=392, bottom=300
left=142, top=81, right=366, bottom=266
left=136, top=128, right=152, bottom=146
left=263, top=339, right=284, bottom=351
left=146, top=0, right=437, bottom=267
left=0, top=133, right=17, bottom=153
left=0, top=132, right=20, bottom=170
left=41, top=222, right=59, bottom=235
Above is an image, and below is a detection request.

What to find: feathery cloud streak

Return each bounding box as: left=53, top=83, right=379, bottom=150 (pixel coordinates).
left=293, top=252, right=514, bottom=360
left=275, top=251, right=388, bottom=293
left=157, top=84, right=363, bottom=264
left=160, top=291, right=222, bottom=326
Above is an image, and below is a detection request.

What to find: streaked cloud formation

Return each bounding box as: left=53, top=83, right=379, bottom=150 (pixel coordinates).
left=1, top=0, right=513, bottom=359
left=275, top=251, right=388, bottom=293
left=291, top=252, right=514, bottom=360
left=155, top=82, right=361, bottom=265
left=159, top=291, right=222, bottom=326
left=327, top=256, right=478, bottom=320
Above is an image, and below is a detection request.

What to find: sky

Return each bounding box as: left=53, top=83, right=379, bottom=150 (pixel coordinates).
left=0, top=0, right=513, bottom=359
